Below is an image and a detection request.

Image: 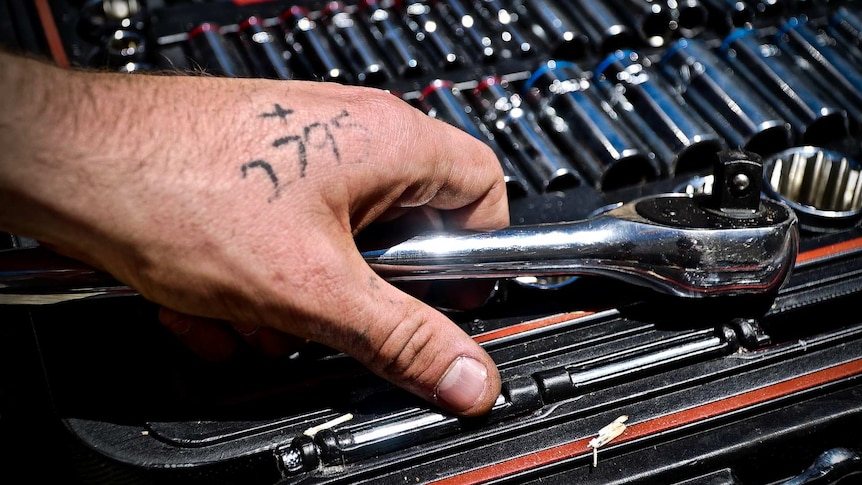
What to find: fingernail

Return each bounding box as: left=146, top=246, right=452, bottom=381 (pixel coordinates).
left=435, top=356, right=488, bottom=411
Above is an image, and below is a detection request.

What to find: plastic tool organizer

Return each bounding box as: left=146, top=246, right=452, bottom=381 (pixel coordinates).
left=3, top=1, right=862, bottom=484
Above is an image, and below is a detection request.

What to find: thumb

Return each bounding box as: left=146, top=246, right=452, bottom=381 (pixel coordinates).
left=304, top=245, right=501, bottom=417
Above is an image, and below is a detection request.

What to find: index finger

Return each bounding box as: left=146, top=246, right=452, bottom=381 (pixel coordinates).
left=325, top=87, right=510, bottom=233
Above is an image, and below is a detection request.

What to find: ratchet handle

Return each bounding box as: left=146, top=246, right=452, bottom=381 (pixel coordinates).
left=362, top=193, right=798, bottom=298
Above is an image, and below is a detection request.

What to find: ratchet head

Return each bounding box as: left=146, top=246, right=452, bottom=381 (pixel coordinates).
left=364, top=150, right=799, bottom=298
left=610, top=191, right=797, bottom=298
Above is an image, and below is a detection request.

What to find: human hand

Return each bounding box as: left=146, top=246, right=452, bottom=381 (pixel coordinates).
left=0, top=53, right=510, bottom=416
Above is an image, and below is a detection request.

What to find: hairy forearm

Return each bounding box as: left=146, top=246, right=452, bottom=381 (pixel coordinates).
left=0, top=52, right=181, bottom=245
left=0, top=52, right=80, bottom=235
left=0, top=52, right=348, bottom=248
left=0, top=51, right=423, bottom=273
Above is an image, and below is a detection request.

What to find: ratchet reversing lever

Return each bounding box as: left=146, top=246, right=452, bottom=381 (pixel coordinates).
left=0, top=150, right=798, bottom=304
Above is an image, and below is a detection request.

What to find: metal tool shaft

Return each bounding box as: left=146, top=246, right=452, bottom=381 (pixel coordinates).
left=364, top=193, right=798, bottom=298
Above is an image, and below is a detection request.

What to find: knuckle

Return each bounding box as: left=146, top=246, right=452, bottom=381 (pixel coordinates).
left=368, top=308, right=442, bottom=386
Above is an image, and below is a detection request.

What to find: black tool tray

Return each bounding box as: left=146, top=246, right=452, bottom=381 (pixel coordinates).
left=2, top=1, right=862, bottom=484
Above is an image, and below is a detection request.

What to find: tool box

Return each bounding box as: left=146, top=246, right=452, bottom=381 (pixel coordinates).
left=2, top=1, right=862, bottom=484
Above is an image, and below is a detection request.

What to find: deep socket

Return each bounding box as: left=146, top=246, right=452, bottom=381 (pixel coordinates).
left=185, top=22, right=251, bottom=78
left=507, top=0, right=591, bottom=60
left=699, top=0, right=756, bottom=34
left=469, top=0, right=537, bottom=58
left=471, top=76, right=583, bottom=192
left=829, top=6, right=862, bottom=49
left=237, top=16, right=294, bottom=80
left=320, top=1, right=391, bottom=85
left=524, top=60, right=661, bottom=190
left=431, top=0, right=501, bottom=63
left=607, top=0, right=675, bottom=47
left=672, top=0, right=710, bottom=38
left=594, top=49, right=724, bottom=176
left=418, top=79, right=531, bottom=197
left=560, top=0, right=636, bottom=54
left=280, top=6, right=354, bottom=83
left=100, top=29, right=147, bottom=70
left=359, top=0, right=428, bottom=78
left=775, top=17, right=862, bottom=127
left=718, top=26, right=849, bottom=146
left=659, top=37, right=792, bottom=156
left=828, top=7, right=862, bottom=67
left=402, top=0, right=470, bottom=70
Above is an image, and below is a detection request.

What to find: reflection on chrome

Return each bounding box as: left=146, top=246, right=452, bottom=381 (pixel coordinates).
left=363, top=193, right=798, bottom=299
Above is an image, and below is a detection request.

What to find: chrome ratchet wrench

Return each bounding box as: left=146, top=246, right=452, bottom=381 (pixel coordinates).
left=365, top=150, right=799, bottom=298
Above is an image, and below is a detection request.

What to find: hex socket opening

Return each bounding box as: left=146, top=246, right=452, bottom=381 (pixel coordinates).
left=764, top=146, right=862, bottom=232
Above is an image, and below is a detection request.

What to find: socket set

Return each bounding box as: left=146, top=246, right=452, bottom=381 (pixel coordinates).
left=51, top=0, right=862, bottom=209
left=4, top=1, right=862, bottom=484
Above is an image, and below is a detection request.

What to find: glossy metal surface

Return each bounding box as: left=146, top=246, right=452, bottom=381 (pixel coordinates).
left=562, top=0, right=634, bottom=54
left=779, top=447, right=862, bottom=485
left=364, top=193, right=799, bottom=298
left=524, top=60, right=660, bottom=190
left=238, top=17, right=294, bottom=80
left=281, top=6, right=353, bottom=83
left=360, top=0, right=426, bottom=78
left=186, top=23, right=250, bottom=78
left=402, top=1, right=467, bottom=70
left=322, top=2, right=391, bottom=85
left=763, top=146, right=862, bottom=233
left=594, top=49, right=724, bottom=176
left=659, top=37, right=792, bottom=156
left=776, top=17, right=862, bottom=119
left=510, top=0, right=590, bottom=60
left=608, top=0, right=674, bottom=47
left=718, top=26, right=849, bottom=146
left=471, top=76, right=583, bottom=192
left=418, top=79, right=531, bottom=197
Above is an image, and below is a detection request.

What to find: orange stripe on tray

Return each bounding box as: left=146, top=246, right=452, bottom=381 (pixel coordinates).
left=796, top=236, right=862, bottom=265
left=34, top=0, right=69, bottom=68
left=430, top=358, right=862, bottom=485
left=472, top=311, right=595, bottom=344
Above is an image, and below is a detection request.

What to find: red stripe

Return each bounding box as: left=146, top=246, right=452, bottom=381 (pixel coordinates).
left=472, top=311, right=594, bottom=344
left=189, top=22, right=220, bottom=39
left=420, top=79, right=454, bottom=100
left=34, top=0, right=69, bottom=68
left=474, top=76, right=501, bottom=94
left=796, top=236, right=862, bottom=264
left=429, top=358, right=862, bottom=484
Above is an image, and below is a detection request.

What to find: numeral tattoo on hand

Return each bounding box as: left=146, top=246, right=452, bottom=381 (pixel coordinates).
left=241, top=159, right=282, bottom=201
left=260, top=103, right=294, bottom=122
left=272, top=134, right=308, bottom=176
left=242, top=106, right=362, bottom=202
left=272, top=122, right=339, bottom=176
